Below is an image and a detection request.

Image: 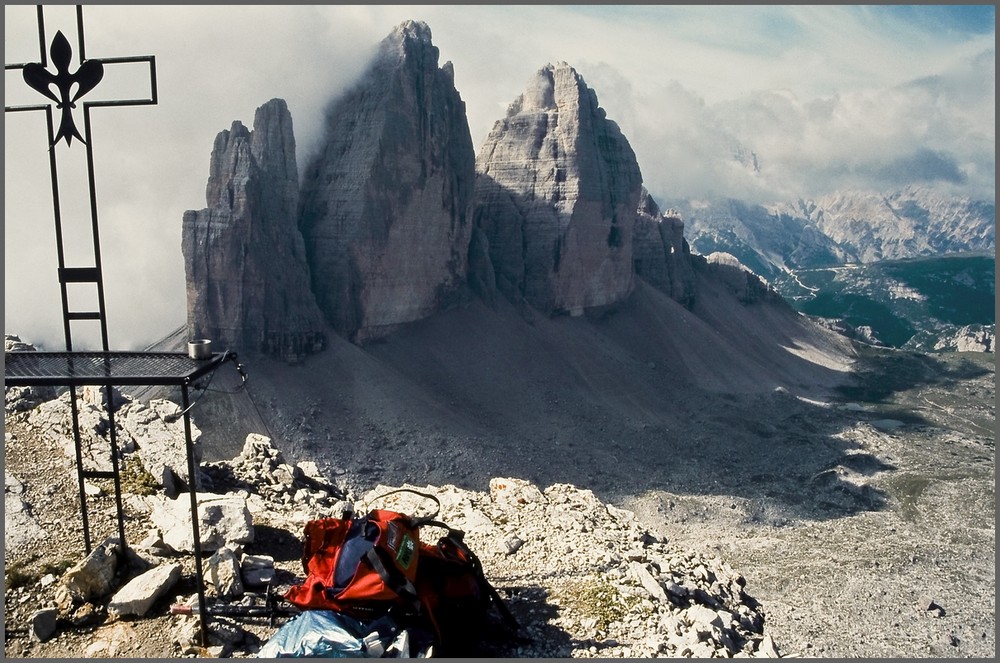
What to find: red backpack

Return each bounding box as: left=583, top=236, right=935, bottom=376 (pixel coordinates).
left=283, top=489, right=520, bottom=653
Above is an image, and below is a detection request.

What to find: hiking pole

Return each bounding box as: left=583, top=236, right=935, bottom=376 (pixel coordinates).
left=170, top=587, right=301, bottom=627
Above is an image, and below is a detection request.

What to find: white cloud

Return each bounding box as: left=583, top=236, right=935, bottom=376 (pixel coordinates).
left=4, top=5, right=994, bottom=350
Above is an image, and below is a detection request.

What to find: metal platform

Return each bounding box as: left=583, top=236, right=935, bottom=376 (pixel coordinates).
left=5, top=349, right=238, bottom=647
left=5, top=350, right=230, bottom=386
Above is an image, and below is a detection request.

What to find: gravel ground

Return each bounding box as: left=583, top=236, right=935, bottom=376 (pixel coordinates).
left=4, top=288, right=994, bottom=658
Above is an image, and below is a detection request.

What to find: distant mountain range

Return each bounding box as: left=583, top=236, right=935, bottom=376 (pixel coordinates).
left=672, top=190, right=994, bottom=350
left=674, top=186, right=995, bottom=282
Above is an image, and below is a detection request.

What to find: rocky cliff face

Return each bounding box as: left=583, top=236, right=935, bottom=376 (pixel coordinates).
left=632, top=189, right=696, bottom=307
left=474, top=62, right=641, bottom=315
left=297, top=20, right=476, bottom=342
left=182, top=99, right=326, bottom=360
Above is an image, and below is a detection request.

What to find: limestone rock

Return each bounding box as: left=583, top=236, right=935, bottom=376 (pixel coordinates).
left=205, top=547, right=244, bottom=599
left=632, top=192, right=696, bottom=307
left=148, top=493, right=254, bottom=553
left=5, top=472, right=47, bottom=551
left=107, top=562, right=182, bottom=617
left=241, top=553, right=276, bottom=588
left=299, top=20, right=476, bottom=343
left=183, top=98, right=326, bottom=360
left=61, top=537, right=121, bottom=602
left=118, top=398, right=203, bottom=497
left=700, top=252, right=786, bottom=306
left=474, top=62, right=641, bottom=315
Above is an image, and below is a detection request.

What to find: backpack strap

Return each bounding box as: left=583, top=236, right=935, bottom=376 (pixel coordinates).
left=365, top=547, right=422, bottom=612
left=368, top=488, right=442, bottom=525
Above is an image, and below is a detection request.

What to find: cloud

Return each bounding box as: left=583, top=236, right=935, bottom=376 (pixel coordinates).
left=875, top=149, right=968, bottom=186
left=3, top=5, right=994, bottom=350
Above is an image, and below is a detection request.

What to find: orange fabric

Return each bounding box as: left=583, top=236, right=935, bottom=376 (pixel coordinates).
left=284, top=511, right=422, bottom=613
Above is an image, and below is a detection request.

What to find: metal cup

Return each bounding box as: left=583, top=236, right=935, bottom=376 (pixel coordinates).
left=187, top=339, right=212, bottom=359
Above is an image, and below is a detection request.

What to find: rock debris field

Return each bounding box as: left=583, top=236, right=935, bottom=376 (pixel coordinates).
left=3, top=337, right=996, bottom=659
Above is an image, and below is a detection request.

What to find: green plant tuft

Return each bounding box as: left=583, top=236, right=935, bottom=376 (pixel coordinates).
left=120, top=456, right=160, bottom=495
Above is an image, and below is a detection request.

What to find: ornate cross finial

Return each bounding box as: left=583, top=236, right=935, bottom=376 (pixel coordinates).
left=22, top=30, right=105, bottom=146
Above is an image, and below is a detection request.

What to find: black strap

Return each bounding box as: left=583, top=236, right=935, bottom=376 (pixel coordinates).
left=368, top=488, right=442, bottom=525
left=365, top=547, right=422, bottom=612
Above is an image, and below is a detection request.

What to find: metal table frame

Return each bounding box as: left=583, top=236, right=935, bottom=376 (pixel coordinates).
left=4, top=349, right=237, bottom=645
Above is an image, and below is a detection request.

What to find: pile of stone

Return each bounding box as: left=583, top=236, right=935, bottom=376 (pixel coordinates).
left=4, top=335, right=57, bottom=414
left=5, top=371, right=790, bottom=657
left=357, top=478, right=780, bottom=658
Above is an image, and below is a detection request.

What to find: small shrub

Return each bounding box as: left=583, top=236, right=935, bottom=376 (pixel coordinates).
left=558, top=577, right=638, bottom=632
left=5, top=563, right=35, bottom=590
left=120, top=457, right=159, bottom=495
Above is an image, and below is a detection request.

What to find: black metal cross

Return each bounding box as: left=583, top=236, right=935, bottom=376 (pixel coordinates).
left=5, top=4, right=157, bottom=353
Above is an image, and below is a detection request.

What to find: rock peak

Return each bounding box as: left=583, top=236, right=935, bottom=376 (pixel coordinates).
left=388, top=19, right=433, bottom=44
left=182, top=99, right=326, bottom=360
left=474, top=60, right=641, bottom=314
left=378, top=20, right=435, bottom=63
left=299, top=21, right=475, bottom=342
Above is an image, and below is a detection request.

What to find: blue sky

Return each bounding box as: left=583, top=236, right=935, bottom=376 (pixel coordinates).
left=4, top=4, right=995, bottom=350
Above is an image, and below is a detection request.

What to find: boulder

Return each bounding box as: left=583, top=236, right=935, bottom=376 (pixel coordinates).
left=61, top=537, right=121, bottom=602
left=148, top=493, right=254, bottom=553
left=29, top=607, right=58, bottom=643
left=205, top=547, right=244, bottom=599
left=108, top=562, right=182, bottom=617
left=241, top=553, right=275, bottom=588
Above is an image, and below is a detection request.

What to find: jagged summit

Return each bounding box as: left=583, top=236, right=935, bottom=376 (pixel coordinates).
left=298, top=18, right=475, bottom=343
left=474, top=62, right=642, bottom=315
left=383, top=19, right=433, bottom=48
left=182, top=98, right=326, bottom=361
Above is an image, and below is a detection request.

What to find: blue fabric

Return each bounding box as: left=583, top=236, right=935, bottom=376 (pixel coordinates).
left=256, top=610, right=369, bottom=658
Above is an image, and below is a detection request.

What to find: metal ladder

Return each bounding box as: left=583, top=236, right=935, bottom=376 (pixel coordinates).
left=57, top=206, right=130, bottom=556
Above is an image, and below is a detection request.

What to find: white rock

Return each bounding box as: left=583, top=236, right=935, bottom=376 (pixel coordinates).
left=149, top=493, right=253, bottom=553
left=61, top=537, right=121, bottom=601
left=489, top=477, right=545, bottom=506
left=629, top=562, right=668, bottom=602
left=108, top=562, right=182, bottom=617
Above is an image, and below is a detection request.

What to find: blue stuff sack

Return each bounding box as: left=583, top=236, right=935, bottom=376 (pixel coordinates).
left=256, top=609, right=428, bottom=658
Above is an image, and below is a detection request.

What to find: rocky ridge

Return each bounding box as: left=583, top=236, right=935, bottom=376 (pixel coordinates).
left=631, top=191, right=696, bottom=307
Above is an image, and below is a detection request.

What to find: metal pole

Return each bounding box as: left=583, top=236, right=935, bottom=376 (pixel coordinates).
left=68, top=387, right=92, bottom=554
left=105, top=381, right=127, bottom=552
left=181, top=381, right=209, bottom=646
